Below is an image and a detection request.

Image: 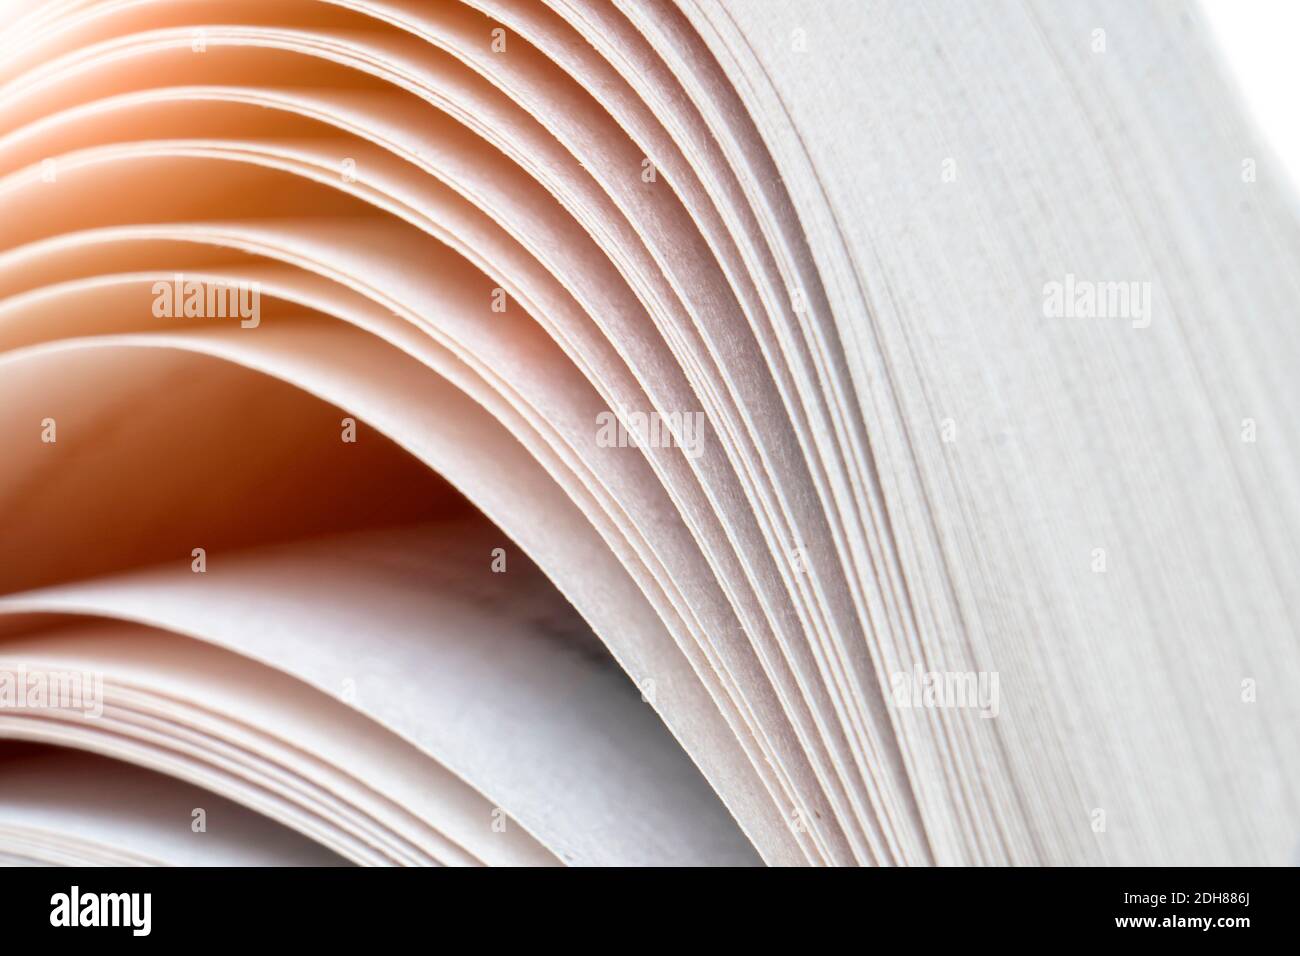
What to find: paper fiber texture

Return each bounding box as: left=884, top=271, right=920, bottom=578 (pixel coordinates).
left=0, top=0, right=1294, bottom=866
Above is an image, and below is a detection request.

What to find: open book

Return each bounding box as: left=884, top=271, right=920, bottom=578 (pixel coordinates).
left=0, top=0, right=1296, bottom=867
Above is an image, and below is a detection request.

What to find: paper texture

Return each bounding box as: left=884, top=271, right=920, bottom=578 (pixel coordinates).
left=0, top=0, right=1295, bottom=866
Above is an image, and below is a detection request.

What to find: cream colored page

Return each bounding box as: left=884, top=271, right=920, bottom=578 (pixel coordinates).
left=0, top=744, right=349, bottom=866
left=689, top=0, right=1300, bottom=864
left=0, top=617, right=560, bottom=866
left=0, top=10, right=861, bottom=862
